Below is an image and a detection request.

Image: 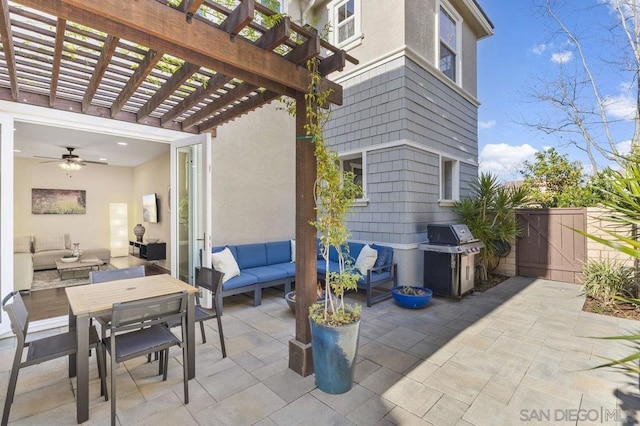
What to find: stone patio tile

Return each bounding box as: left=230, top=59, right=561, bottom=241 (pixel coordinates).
left=449, top=346, right=528, bottom=379
left=354, top=358, right=382, bottom=384
left=577, top=394, right=620, bottom=426
left=182, top=380, right=217, bottom=417
left=407, top=341, right=457, bottom=366
left=359, top=366, right=403, bottom=395
left=262, top=368, right=317, bottom=403
left=346, top=394, right=396, bottom=426
left=231, top=351, right=266, bottom=372
left=224, top=330, right=280, bottom=357
left=424, top=394, right=469, bottom=426
left=404, top=359, right=439, bottom=383
left=479, top=374, right=520, bottom=403
left=519, top=375, right=583, bottom=405
left=486, top=334, right=542, bottom=361
left=311, top=383, right=374, bottom=416
left=195, top=383, right=286, bottom=425
left=115, top=391, right=197, bottom=426
left=425, top=360, right=493, bottom=405
left=383, top=406, right=434, bottom=425
left=376, top=326, right=426, bottom=351
left=247, top=338, right=288, bottom=365
left=250, top=358, right=290, bottom=381
left=215, top=314, right=257, bottom=338
left=463, top=393, right=520, bottom=425
left=3, top=380, right=76, bottom=423
left=381, top=376, right=443, bottom=417
left=508, top=382, right=580, bottom=415
left=358, top=341, right=421, bottom=373
left=268, top=393, right=352, bottom=425
left=197, top=364, right=258, bottom=401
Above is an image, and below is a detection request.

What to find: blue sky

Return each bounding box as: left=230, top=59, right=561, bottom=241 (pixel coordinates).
left=475, top=0, right=636, bottom=182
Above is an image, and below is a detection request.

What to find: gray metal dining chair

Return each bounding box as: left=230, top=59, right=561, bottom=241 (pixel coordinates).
left=165, top=266, right=227, bottom=357
left=103, top=291, right=189, bottom=426
left=2, top=291, right=107, bottom=426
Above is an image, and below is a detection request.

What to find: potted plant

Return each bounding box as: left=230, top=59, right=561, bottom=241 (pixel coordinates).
left=303, top=57, right=363, bottom=394
left=390, top=286, right=433, bottom=309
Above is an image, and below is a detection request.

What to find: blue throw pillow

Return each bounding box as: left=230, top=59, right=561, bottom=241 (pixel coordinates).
left=372, top=245, right=391, bottom=269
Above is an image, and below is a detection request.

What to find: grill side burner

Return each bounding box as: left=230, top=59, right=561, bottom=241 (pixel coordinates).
left=418, top=224, right=485, bottom=299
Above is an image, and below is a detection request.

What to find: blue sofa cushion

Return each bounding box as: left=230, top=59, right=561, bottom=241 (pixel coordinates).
left=358, top=270, right=391, bottom=284
left=347, top=242, right=365, bottom=260
left=212, top=245, right=238, bottom=261
left=372, top=244, right=393, bottom=268
left=317, top=260, right=342, bottom=275
left=243, top=266, right=289, bottom=283
left=221, top=272, right=259, bottom=291
left=235, top=243, right=267, bottom=269
left=266, top=241, right=291, bottom=265
left=271, top=262, right=295, bottom=276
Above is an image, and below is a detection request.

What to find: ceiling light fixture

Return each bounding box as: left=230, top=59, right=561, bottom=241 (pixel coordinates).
left=59, top=162, right=83, bottom=171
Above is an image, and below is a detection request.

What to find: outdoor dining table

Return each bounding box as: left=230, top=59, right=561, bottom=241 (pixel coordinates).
left=65, top=274, right=198, bottom=423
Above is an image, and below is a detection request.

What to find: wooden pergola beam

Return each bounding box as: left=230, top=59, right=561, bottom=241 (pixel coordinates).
left=284, top=31, right=320, bottom=66
left=49, top=17, right=65, bottom=107
left=319, top=51, right=346, bottom=76
left=255, top=16, right=290, bottom=51
left=197, top=90, right=279, bottom=132
left=137, top=62, right=199, bottom=122
left=81, top=34, right=118, bottom=112
left=179, top=0, right=203, bottom=23
left=0, top=0, right=19, bottom=101
left=219, top=0, right=253, bottom=35
left=111, top=49, right=162, bottom=118
left=160, top=72, right=232, bottom=127
left=13, top=0, right=343, bottom=106
left=181, top=82, right=257, bottom=130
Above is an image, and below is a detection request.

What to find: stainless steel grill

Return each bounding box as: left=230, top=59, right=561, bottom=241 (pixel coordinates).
left=418, top=224, right=484, bottom=298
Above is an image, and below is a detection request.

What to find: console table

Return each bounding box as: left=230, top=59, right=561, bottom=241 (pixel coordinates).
left=129, top=241, right=166, bottom=260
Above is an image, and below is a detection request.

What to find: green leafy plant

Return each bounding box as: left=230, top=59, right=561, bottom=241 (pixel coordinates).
left=580, top=258, right=634, bottom=306
left=303, top=57, right=362, bottom=326
left=453, top=173, right=528, bottom=281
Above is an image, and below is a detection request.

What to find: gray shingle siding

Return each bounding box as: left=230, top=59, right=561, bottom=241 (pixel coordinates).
left=327, top=56, right=479, bottom=246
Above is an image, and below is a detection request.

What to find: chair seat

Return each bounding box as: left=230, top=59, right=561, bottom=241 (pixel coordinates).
left=105, top=325, right=180, bottom=363
left=165, top=306, right=214, bottom=329
left=27, top=326, right=100, bottom=365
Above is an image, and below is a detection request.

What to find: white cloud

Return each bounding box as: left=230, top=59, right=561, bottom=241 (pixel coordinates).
left=478, top=120, right=496, bottom=129
left=532, top=43, right=547, bottom=55
left=616, top=139, right=632, bottom=154
left=551, top=51, right=573, bottom=64
left=479, top=143, right=538, bottom=181
left=604, top=92, right=636, bottom=120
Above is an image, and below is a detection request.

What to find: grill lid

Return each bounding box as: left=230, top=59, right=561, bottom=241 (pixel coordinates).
left=427, top=224, right=476, bottom=245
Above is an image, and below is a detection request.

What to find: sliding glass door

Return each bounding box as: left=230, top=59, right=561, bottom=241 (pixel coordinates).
left=0, top=114, right=14, bottom=336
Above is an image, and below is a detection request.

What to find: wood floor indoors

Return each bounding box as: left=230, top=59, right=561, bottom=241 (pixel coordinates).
left=20, top=256, right=171, bottom=322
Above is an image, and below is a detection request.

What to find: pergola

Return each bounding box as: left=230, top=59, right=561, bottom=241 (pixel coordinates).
left=0, top=0, right=357, bottom=379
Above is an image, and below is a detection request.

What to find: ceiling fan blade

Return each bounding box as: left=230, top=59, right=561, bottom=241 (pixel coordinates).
left=84, top=160, right=109, bottom=165
left=34, top=155, right=60, bottom=160
left=39, top=159, right=62, bottom=164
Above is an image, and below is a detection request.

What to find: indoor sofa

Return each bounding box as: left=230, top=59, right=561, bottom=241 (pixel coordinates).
left=211, top=239, right=397, bottom=311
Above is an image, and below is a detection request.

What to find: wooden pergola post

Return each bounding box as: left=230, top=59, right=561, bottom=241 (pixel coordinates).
left=289, top=91, right=317, bottom=376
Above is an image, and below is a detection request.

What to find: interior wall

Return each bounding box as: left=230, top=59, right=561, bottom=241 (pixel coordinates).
left=211, top=103, right=295, bottom=244
left=132, top=151, right=171, bottom=255
left=14, top=157, right=134, bottom=251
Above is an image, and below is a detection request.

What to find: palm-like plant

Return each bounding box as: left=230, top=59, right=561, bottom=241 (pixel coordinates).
left=453, top=173, right=529, bottom=281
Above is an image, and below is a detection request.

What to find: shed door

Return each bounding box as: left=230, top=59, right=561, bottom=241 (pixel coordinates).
left=516, top=208, right=586, bottom=284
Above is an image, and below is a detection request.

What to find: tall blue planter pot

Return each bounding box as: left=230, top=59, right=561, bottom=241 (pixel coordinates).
left=310, top=317, right=361, bottom=394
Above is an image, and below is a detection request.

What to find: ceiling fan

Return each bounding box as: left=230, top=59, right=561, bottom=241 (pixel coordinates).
left=35, top=147, right=108, bottom=171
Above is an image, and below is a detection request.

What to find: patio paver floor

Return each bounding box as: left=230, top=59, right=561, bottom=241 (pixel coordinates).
left=1, top=276, right=639, bottom=425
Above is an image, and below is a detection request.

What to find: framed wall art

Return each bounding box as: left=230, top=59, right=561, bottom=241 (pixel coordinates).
left=32, top=188, right=86, bottom=214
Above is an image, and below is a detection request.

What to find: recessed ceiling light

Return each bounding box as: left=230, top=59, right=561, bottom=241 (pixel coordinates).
left=13, top=149, right=21, bottom=153
left=99, top=158, right=107, bottom=161
left=117, top=142, right=128, bottom=146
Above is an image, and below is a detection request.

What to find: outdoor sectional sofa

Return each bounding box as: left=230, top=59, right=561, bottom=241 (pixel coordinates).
left=211, top=240, right=397, bottom=311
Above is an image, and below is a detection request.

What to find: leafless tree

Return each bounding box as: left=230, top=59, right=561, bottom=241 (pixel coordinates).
left=527, top=0, right=640, bottom=173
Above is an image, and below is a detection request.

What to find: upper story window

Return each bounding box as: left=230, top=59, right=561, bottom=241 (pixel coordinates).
left=438, top=3, right=461, bottom=83
left=440, top=156, right=460, bottom=203
left=328, top=0, right=362, bottom=50
left=340, top=152, right=368, bottom=204
left=260, top=0, right=285, bottom=14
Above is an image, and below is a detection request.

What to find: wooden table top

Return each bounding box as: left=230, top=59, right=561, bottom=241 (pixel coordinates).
left=65, top=274, right=197, bottom=316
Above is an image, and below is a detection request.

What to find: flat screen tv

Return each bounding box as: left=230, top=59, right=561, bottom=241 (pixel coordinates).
left=142, top=193, right=159, bottom=223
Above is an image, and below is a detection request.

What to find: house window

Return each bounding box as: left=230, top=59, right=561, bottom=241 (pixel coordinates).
left=440, top=157, right=459, bottom=202
left=438, top=3, right=460, bottom=83
left=260, top=0, right=285, bottom=14
left=341, top=153, right=367, bottom=203
left=328, top=0, right=362, bottom=49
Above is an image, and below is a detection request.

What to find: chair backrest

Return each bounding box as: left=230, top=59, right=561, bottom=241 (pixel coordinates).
left=2, top=291, right=29, bottom=345
left=90, top=265, right=145, bottom=284
left=109, top=291, right=188, bottom=333
left=195, top=266, right=223, bottom=295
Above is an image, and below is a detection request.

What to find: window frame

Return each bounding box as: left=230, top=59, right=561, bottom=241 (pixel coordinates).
left=437, top=1, right=462, bottom=84
left=340, top=151, right=368, bottom=205
left=439, top=155, right=460, bottom=204
left=259, top=0, right=286, bottom=14
left=327, top=0, right=362, bottom=50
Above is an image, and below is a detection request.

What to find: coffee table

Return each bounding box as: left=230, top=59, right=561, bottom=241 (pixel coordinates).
left=55, top=256, right=105, bottom=280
